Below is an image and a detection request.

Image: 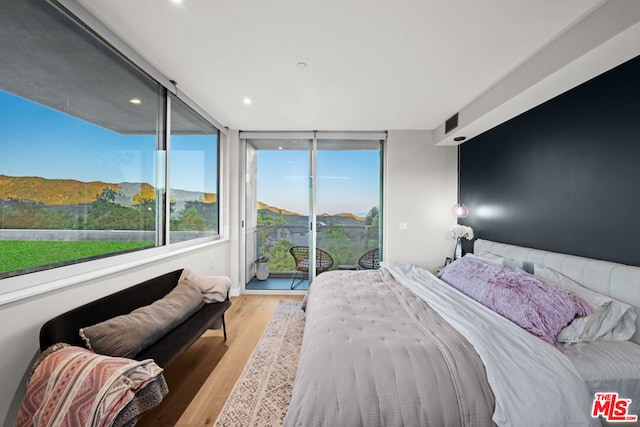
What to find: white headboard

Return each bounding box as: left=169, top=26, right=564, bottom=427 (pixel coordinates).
left=474, top=239, right=640, bottom=344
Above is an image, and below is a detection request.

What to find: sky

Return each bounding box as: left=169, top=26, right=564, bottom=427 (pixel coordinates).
left=0, top=90, right=217, bottom=193
left=257, top=149, right=380, bottom=216
left=0, top=89, right=379, bottom=214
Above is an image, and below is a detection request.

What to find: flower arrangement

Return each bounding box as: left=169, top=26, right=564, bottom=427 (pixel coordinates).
left=450, top=224, right=474, bottom=240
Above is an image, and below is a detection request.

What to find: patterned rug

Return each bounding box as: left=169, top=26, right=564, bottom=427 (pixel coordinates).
left=214, top=301, right=305, bottom=427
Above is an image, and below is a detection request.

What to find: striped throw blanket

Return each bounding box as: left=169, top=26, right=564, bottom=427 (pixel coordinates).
left=15, top=344, right=167, bottom=427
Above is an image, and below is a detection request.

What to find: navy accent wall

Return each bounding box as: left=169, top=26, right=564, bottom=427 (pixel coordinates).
left=460, top=54, right=640, bottom=267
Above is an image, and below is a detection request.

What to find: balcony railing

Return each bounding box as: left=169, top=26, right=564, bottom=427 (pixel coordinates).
left=255, top=223, right=379, bottom=274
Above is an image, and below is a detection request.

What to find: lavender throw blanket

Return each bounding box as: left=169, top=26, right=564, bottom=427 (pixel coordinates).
left=438, top=255, right=591, bottom=344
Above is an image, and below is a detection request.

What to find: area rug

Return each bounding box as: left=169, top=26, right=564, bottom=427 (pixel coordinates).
left=214, top=301, right=305, bottom=427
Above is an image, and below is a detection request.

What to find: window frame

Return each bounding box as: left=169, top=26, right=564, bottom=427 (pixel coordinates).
left=167, top=93, right=222, bottom=245
left=240, top=131, right=385, bottom=291
left=0, top=0, right=226, bottom=304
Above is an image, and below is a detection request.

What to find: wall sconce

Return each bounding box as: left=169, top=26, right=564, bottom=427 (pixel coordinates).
left=452, top=203, right=469, bottom=218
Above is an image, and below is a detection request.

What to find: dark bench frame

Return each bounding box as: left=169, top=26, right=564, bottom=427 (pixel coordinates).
left=39, top=269, right=231, bottom=368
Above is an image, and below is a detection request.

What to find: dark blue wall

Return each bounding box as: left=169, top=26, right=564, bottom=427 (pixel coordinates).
left=460, top=54, right=640, bottom=267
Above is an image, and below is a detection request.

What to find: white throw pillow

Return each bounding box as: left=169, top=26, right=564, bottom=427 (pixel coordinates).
left=534, top=264, right=637, bottom=343
left=470, top=253, right=505, bottom=266
left=472, top=252, right=524, bottom=270
left=178, top=268, right=231, bottom=303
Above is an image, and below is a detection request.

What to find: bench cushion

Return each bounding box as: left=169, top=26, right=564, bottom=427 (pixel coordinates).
left=137, top=299, right=231, bottom=367
left=40, top=270, right=185, bottom=351
left=80, top=282, right=204, bottom=358
left=39, top=269, right=231, bottom=368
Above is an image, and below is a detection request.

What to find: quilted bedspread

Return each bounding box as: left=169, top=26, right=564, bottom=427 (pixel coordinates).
left=283, top=268, right=496, bottom=427
left=15, top=344, right=166, bottom=427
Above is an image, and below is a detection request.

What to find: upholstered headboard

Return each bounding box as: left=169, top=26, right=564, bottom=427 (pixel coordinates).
left=474, top=239, right=640, bottom=344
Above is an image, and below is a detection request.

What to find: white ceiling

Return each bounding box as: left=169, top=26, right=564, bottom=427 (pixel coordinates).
left=75, top=0, right=632, bottom=133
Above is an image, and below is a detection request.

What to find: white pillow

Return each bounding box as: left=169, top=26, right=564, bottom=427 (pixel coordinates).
left=504, top=257, right=525, bottom=270
left=534, top=264, right=637, bottom=343
left=471, top=253, right=504, bottom=266
left=473, top=252, right=524, bottom=270
left=178, top=268, right=231, bottom=303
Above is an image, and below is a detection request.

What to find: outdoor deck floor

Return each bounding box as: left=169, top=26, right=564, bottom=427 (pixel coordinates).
left=245, top=276, right=310, bottom=291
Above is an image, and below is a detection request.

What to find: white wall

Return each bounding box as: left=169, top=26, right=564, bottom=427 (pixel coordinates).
left=384, top=130, right=457, bottom=272
left=225, top=129, right=242, bottom=297
left=243, top=142, right=258, bottom=284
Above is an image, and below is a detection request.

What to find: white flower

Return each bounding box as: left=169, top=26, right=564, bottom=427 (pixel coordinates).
left=450, top=224, right=474, bottom=240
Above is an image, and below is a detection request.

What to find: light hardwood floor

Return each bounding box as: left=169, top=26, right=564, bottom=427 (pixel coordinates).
left=136, top=294, right=303, bottom=427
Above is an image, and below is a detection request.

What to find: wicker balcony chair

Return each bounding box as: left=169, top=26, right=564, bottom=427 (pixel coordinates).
left=357, top=248, right=380, bottom=270
left=289, top=246, right=335, bottom=289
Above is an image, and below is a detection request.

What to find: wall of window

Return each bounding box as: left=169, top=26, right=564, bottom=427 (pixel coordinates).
left=242, top=132, right=384, bottom=290
left=169, top=94, right=220, bottom=244
left=0, top=0, right=221, bottom=286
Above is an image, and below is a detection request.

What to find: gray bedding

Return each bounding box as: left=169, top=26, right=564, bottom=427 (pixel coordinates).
left=558, top=340, right=640, bottom=419
left=283, top=268, right=496, bottom=427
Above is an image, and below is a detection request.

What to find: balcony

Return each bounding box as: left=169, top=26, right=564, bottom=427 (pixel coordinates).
left=250, top=223, right=379, bottom=280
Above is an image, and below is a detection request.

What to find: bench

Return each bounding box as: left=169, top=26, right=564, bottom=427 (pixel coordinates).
left=39, top=269, right=231, bottom=368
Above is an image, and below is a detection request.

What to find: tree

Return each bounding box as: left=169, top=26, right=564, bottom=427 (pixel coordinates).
left=256, top=208, right=288, bottom=257
left=183, top=200, right=217, bottom=231
left=364, top=206, right=380, bottom=251
left=132, top=186, right=156, bottom=205
left=133, top=200, right=156, bottom=230
left=177, top=208, right=206, bottom=231
left=320, top=225, right=353, bottom=266
left=0, top=201, right=76, bottom=229
left=364, top=206, right=379, bottom=226
left=96, top=187, right=118, bottom=204
left=265, top=240, right=295, bottom=271
left=257, top=209, right=286, bottom=226
left=86, top=187, right=149, bottom=230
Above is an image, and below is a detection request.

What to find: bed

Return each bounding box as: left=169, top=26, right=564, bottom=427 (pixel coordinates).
left=283, top=239, right=640, bottom=427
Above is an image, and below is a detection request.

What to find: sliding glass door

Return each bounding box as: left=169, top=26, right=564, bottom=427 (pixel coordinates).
left=316, top=138, right=382, bottom=269
left=242, top=132, right=384, bottom=291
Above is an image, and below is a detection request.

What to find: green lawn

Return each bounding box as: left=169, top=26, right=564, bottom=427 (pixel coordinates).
left=0, top=240, right=154, bottom=274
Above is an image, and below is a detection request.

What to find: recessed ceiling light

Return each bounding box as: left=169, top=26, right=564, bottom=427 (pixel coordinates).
left=169, top=0, right=182, bottom=4
left=129, top=98, right=141, bottom=105
left=296, top=62, right=308, bottom=69
left=243, top=97, right=252, bottom=105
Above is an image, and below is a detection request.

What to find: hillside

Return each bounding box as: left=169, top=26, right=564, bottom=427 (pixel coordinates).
left=256, top=202, right=365, bottom=222
left=1, top=175, right=364, bottom=223
left=0, top=174, right=216, bottom=206
left=257, top=201, right=302, bottom=216
left=321, top=212, right=365, bottom=221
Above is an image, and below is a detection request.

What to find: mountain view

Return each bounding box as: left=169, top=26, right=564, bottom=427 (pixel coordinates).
left=0, top=174, right=219, bottom=235
left=0, top=174, right=216, bottom=207
left=0, top=174, right=378, bottom=274
left=256, top=200, right=365, bottom=222
left=0, top=175, right=368, bottom=226
left=0, top=174, right=221, bottom=275
left=0, top=174, right=365, bottom=221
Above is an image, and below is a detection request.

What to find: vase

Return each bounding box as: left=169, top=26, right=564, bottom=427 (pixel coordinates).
left=454, top=238, right=462, bottom=260
left=256, top=262, right=269, bottom=281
